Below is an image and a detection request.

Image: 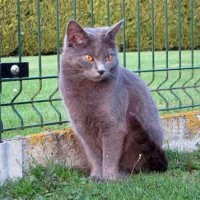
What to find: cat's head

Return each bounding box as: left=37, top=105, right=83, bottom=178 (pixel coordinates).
left=62, top=20, right=123, bottom=82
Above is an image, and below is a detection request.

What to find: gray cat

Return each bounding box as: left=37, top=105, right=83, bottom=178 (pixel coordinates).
left=59, top=20, right=167, bottom=181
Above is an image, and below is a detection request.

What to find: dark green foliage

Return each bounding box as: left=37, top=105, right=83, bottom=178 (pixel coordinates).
left=1, top=0, right=200, bottom=56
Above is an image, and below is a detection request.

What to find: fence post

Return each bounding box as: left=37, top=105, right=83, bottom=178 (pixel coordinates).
left=0, top=6, right=2, bottom=143
left=0, top=68, right=2, bottom=143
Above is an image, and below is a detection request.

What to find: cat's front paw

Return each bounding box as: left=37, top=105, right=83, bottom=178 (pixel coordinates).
left=117, top=170, right=129, bottom=180
left=103, top=170, right=128, bottom=181
left=89, top=175, right=103, bottom=182
left=89, top=169, right=102, bottom=182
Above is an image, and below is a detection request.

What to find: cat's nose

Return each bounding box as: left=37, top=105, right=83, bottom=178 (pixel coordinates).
left=98, top=70, right=105, bottom=75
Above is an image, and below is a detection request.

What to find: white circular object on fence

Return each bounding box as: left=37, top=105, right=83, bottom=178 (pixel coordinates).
left=11, top=65, right=19, bottom=75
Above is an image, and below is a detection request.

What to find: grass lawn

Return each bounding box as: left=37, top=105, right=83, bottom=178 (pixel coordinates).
left=1, top=50, right=200, bottom=139
left=0, top=149, right=200, bottom=199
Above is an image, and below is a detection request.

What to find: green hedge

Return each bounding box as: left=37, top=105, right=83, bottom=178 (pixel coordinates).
left=1, top=0, right=200, bottom=56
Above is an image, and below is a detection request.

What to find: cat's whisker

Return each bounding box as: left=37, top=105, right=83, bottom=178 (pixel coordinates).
left=63, top=73, right=83, bottom=79
left=62, top=73, right=86, bottom=82
left=62, top=68, right=83, bottom=72
left=109, top=73, right=117, bottom=79
left=68, top=68, right=83, bottom=71
left=110, top=73, right=117, bottom=77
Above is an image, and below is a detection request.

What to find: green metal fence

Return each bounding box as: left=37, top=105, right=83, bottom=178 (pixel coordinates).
left=0, top=0, right=200, bottom=142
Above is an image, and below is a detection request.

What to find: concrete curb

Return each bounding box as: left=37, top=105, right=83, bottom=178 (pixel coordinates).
left=0, top=110, right=200, bottom=184
left=0, top=140, right=22, bottom=184
left=162, top=110, right=200, bottom=151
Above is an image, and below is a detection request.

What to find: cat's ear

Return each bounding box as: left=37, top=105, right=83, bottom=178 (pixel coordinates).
left=66, top=20, right=88, bottom=46
left=107, top=20, right=123, bottom=39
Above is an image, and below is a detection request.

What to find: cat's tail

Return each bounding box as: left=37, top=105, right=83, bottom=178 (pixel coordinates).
left=128, top=112, right=168, bottom=172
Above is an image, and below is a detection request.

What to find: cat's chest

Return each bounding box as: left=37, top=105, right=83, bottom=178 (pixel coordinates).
left=65, top=84, right=109, bottom=108
left=62, top=80, right=128, bottom=127
left=66, top=89, right=110, bottom=124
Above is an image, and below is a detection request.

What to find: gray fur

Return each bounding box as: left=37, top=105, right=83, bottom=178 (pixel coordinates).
left=59, top=20, right=166, bottom=181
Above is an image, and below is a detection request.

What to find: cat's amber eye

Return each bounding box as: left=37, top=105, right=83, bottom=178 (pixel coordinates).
left=85, top=55, right=94, bottom=62
left=105, top=55, right=113, bottom=61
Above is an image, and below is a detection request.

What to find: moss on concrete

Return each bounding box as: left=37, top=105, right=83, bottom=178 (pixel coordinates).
left=28, top=128, right=74, bottom=146
left=162, top=110, right=200, bottom=135
left=29, top=134, right=45, bottom=146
